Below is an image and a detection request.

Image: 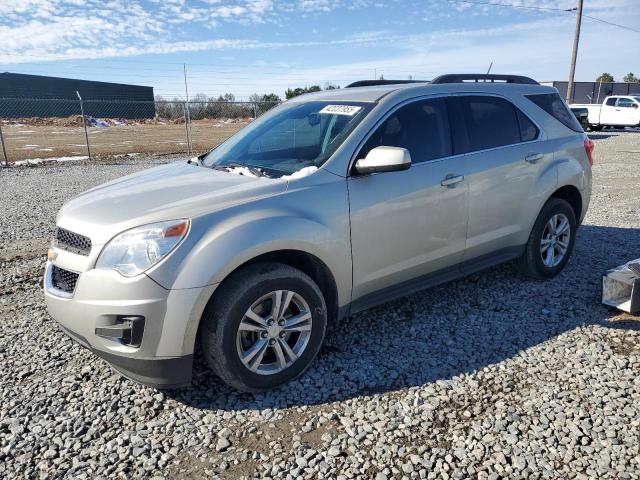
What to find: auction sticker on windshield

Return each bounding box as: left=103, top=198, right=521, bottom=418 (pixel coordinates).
left=319, top=105, right=362, bottom=116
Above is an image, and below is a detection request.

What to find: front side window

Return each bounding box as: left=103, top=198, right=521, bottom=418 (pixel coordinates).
left=525, top=93, right=583, bottom=132
left=203, top=101, right=372, bottom=177
left=358, top=97, right=452, bottom=164
left=617, top=98, right=636, bottom=108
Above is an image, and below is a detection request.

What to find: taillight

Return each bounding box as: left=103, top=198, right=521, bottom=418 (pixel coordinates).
left=584, top=137, right=594, bottom=167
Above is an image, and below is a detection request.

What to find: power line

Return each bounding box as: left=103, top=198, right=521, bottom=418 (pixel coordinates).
left=580, top=13, right=640, bottom=33
left=448, top=0, right=640, bottom=33
left=448, top=0, right=573, bottom=13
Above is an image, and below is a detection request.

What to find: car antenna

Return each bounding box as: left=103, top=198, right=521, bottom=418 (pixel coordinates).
left=486, top=61, right=493, bottom=75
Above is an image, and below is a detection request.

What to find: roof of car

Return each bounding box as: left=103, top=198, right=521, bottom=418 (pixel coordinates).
left=289, top=81, right=556, bottom=104
left=287, top=83, right=418, bottom=103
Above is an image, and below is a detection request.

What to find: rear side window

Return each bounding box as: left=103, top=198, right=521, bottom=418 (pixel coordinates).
left=526, top=93, right=583, bottom=132
left=359, top=97, right=451, bottom=164
left=605, top=97, right=617, bottom=106
left=448, top=96, right=522, bottom=154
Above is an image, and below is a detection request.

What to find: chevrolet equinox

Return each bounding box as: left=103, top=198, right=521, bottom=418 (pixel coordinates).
left=44, top=74, right=593, bottom=391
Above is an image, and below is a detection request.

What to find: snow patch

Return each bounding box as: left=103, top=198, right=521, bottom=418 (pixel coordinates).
left=13, top=156, right=89, bottom=167
left=225, top=166, right=261, bottom=178
left=281, top=166, right=318, bottom=180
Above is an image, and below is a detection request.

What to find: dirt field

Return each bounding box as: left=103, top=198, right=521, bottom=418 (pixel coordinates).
left=1, top=120, right=247, bottom=162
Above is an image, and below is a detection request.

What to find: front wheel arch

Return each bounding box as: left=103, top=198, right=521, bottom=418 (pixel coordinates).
left=191, top=248, right=340, bottom=356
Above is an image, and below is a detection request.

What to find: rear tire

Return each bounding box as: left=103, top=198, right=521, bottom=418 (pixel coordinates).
left=200, top=262, right=327, bottom=392
left=517, top=198, right=577, bottom=280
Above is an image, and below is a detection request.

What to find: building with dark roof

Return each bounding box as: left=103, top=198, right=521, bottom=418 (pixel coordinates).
left=0, top=72, right=155, bottom=119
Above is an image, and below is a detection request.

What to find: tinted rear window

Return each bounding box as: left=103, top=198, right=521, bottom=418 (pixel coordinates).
left=448, top=96, right=522, bottom=154
left=525, top=93, right=583, bottom=132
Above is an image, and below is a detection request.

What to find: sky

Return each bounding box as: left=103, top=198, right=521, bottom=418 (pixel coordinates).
left=1, top=0, right=639, bottom=100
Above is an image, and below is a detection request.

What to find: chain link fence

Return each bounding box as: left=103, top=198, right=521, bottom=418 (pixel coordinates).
left=0, top=98, right=280, bottom=166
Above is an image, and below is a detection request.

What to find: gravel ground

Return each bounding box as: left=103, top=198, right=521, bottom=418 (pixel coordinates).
left=1, top=131, right=639, bottom=480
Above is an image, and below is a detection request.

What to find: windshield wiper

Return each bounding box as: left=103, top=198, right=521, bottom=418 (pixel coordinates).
left=210, top=162, right=272, bottom=178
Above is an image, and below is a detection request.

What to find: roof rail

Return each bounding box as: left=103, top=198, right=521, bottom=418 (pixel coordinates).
left=345, top=79, right=428, bottom=88
left=430, top=74, right=538, bottom=85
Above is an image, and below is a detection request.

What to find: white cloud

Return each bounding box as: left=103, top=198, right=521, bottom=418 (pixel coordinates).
left=1, top=0, right=638, bottom=98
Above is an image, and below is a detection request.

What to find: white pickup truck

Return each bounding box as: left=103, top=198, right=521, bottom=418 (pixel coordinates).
left=570, top=95, right=640, bottom=131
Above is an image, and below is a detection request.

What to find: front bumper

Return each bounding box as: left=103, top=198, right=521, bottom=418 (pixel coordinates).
left=44, top=259, right=216, bottom=389
left=58, top=324, right=194, bottom=388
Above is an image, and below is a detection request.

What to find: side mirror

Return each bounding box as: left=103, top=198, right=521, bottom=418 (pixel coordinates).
left=354, top=146, right=411, bottom=175
left=633, top=103, right=639, bottom=109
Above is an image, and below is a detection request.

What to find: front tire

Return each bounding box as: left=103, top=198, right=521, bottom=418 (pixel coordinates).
left=517, top=198, right=577, bottom=279
left=200, top=262, right=327, bottom=392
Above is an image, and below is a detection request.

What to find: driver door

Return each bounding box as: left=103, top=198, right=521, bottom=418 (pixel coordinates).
left=600, top=97, right=619, bottom=125
left=616, top=97, right=639, bottom=125
left=348, top=97, right=469, bottom=310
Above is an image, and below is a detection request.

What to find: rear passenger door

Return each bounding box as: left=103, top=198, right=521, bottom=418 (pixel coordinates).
left=447, top=95, right=550, bottom=268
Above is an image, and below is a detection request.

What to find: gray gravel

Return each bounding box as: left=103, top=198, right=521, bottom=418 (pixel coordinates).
left=1, top=132, right=640, bottom=479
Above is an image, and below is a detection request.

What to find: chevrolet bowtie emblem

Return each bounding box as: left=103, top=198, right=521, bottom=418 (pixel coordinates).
left=47, top=249, right=58, bottom=262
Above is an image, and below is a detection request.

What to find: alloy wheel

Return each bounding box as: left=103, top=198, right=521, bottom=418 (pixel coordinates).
left=540, top=213, right=571, bottom=268
left=236, top=290, right=312, bottom=375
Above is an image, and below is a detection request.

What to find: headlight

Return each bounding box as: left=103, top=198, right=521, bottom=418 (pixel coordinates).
left=96, top=219, right=190, bottom=277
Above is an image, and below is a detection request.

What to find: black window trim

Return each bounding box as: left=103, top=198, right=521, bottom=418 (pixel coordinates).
left=348, top=92, right=543, bottom=176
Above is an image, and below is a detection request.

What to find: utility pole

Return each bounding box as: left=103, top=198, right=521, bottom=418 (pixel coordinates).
left=183, top=63, right=192, bottom=153
left=566, top=0, right=583, bottom=103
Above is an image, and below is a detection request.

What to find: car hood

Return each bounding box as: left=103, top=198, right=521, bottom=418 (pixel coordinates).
left=57, top=161, right=287, bottom=245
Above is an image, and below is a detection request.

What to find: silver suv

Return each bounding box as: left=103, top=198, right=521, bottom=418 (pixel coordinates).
left=44, top=74, right=593, bottom=391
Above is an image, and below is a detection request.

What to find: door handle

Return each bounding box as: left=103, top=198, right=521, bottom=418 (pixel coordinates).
left=440, top=174, right=464, bottom=187
left=525, top=153, right=543, bottom=163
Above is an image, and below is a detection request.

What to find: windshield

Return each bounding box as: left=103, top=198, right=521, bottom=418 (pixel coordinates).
left=202, top=101, right=372, bottom=177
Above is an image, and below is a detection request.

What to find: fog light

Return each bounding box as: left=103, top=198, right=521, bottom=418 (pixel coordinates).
left=95, top=316, right=145, bottom=347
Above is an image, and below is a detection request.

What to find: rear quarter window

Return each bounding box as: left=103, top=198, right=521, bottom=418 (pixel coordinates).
left=516, top=110, right=539, bottom=142
left=526, top=93, right=583, bottom=132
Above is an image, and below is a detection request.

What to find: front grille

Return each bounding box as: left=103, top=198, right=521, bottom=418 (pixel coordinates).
left=51, top=265, right=79, bottom=294
left=54, top=227, right=92, bottom=255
